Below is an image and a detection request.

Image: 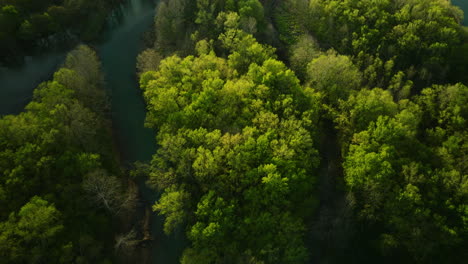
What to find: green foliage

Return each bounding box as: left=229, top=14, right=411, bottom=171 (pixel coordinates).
left=334, top=88, right=399, bottom=152
left=154, top=0, right=193, bottom=55
left=417, top=83, right=468, bottom=133
left=136, top=48, right=162, bottom=76
left=340, top=83, right=468, bottom=262
left=140, top=0, right=468, bottom=263
left=306, top=50, right=362, bottom=107
left=142, top=34, right=321, bottom=263
left=3, top=0, right=462, bottom=262
left=280, top=0, right=466, bottom=87
left=288, top=34, right=320, bottom=81
left=0, top=196, right=65, bottom=264
left=273, top=0, right=310, bottom=46
left=194, top=0, right=265, bottom=36
left=154, top=186, right=190, bottom=234
left=152, top=0, right=268, bottom=57
left=416, top=83, right=468, bottom=174
left=0, top=0, right=119, bottom=63
left=219, top=28, right=276, bottom=74
left=0, top=45, right=116, bottom=263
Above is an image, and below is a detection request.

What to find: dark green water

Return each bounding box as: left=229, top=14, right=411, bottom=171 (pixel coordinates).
left=0, top=0, right=185, bottom=262
left=99, top=0, right=185, bottom=263
left=453, top=0, right=468, bottom=25
left=1, top=0, right=467, bottom=262
left=0, top=52, right=66, bottom=115
left=99, top=0, right=156, bottom=163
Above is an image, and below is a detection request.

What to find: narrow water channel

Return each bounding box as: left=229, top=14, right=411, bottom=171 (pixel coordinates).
left=0, top=0, right=186, bottom=262
left=99, top=0, right=185, bottom=263
left=1, top=1, right=467, bottom=263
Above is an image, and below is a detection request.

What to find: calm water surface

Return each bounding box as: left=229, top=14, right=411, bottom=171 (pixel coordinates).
left=1, top=0, right=467, bottom=263
left=0, top=0, right=185, bottom=262
left=99, top=0, right=186, bottom=262
left=0, top=52, right=65, bottom=115
left=453, top=0, right=468, bottom=25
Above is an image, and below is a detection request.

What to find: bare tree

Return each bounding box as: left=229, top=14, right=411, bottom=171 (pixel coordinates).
left=114, top=228, right=139, bottom=254
left=83, top=169, right=136, bottom=215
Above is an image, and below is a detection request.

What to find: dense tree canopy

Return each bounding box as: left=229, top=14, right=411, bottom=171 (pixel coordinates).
left=306, top=50, right=362, bottom=107
left=141, top=29, right=321, bottom=263
left=1, top=0, right=467, bottom=263
left=276, top=0, right=468, bottom=88
left=0, top=45, right=121, bottom=263
left=339, top=83, right=467, bottom=262
left=138, top=0, right=468, bottom=263
left=0, top=196, right=65, bottom=263
left=153, top=0, right=268, bottom=56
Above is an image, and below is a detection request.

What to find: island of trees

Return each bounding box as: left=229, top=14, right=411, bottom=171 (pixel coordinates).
left=0, top=0, right=467, bottom=263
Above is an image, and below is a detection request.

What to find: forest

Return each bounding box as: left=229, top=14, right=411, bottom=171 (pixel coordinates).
left=0, top=0, right=467, bottom=264
left=0, top=45, right=129, bottom=263
left=0, top=0, right=122, bottom=64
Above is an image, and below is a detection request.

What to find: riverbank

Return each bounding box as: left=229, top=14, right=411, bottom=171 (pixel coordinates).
left=0, top=0, right=143, bottom=116
left=0, top=0, right=126, bottom=67
left=98, top=0, right=186, bottom=263
left=1, top=1, right=185, bottom=263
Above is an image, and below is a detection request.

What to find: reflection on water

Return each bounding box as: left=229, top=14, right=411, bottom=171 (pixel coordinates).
left=0, top=52, right=65, bottom=115
left=0, top=0, right=151, bottom=117
left=99, top=0, right=187, bottom=263
left=2, top=0, right=466, bottom=262
left=0, top=0, right=186, bottom=261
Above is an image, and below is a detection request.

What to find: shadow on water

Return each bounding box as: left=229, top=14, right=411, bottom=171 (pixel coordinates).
left=0, top=52, right=66, bottom=116
left=99, top=0, right=186, bottom=263
left=0, top=0, right=186, bottom=262
left=2, top=0, right=467, bottom=263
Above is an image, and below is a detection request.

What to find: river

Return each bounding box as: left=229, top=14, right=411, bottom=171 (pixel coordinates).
left=98, top=0, right=185, bottom=263
left=0, top=0, right=467, bottom=263
left=0, top=51, right=66, bottom=115
left=2, top=0, right=466, bottom=117
left=0, top=0, right=185, bottom=263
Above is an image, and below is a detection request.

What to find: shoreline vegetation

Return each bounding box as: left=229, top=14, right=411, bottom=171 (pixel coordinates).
left=0, top=45, right=120, bottom=263
left=0, top=0, right=125, bottom=66
left=0, top=44, right=155, bottom=263
left=0, top=0, right=467, bottom=263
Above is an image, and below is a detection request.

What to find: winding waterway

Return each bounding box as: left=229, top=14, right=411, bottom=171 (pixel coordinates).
left=0, top=1, right=467, bottom=263
left=99, top=0, right=185, bottom=263
left=0, top=0, right=185, bottom=263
